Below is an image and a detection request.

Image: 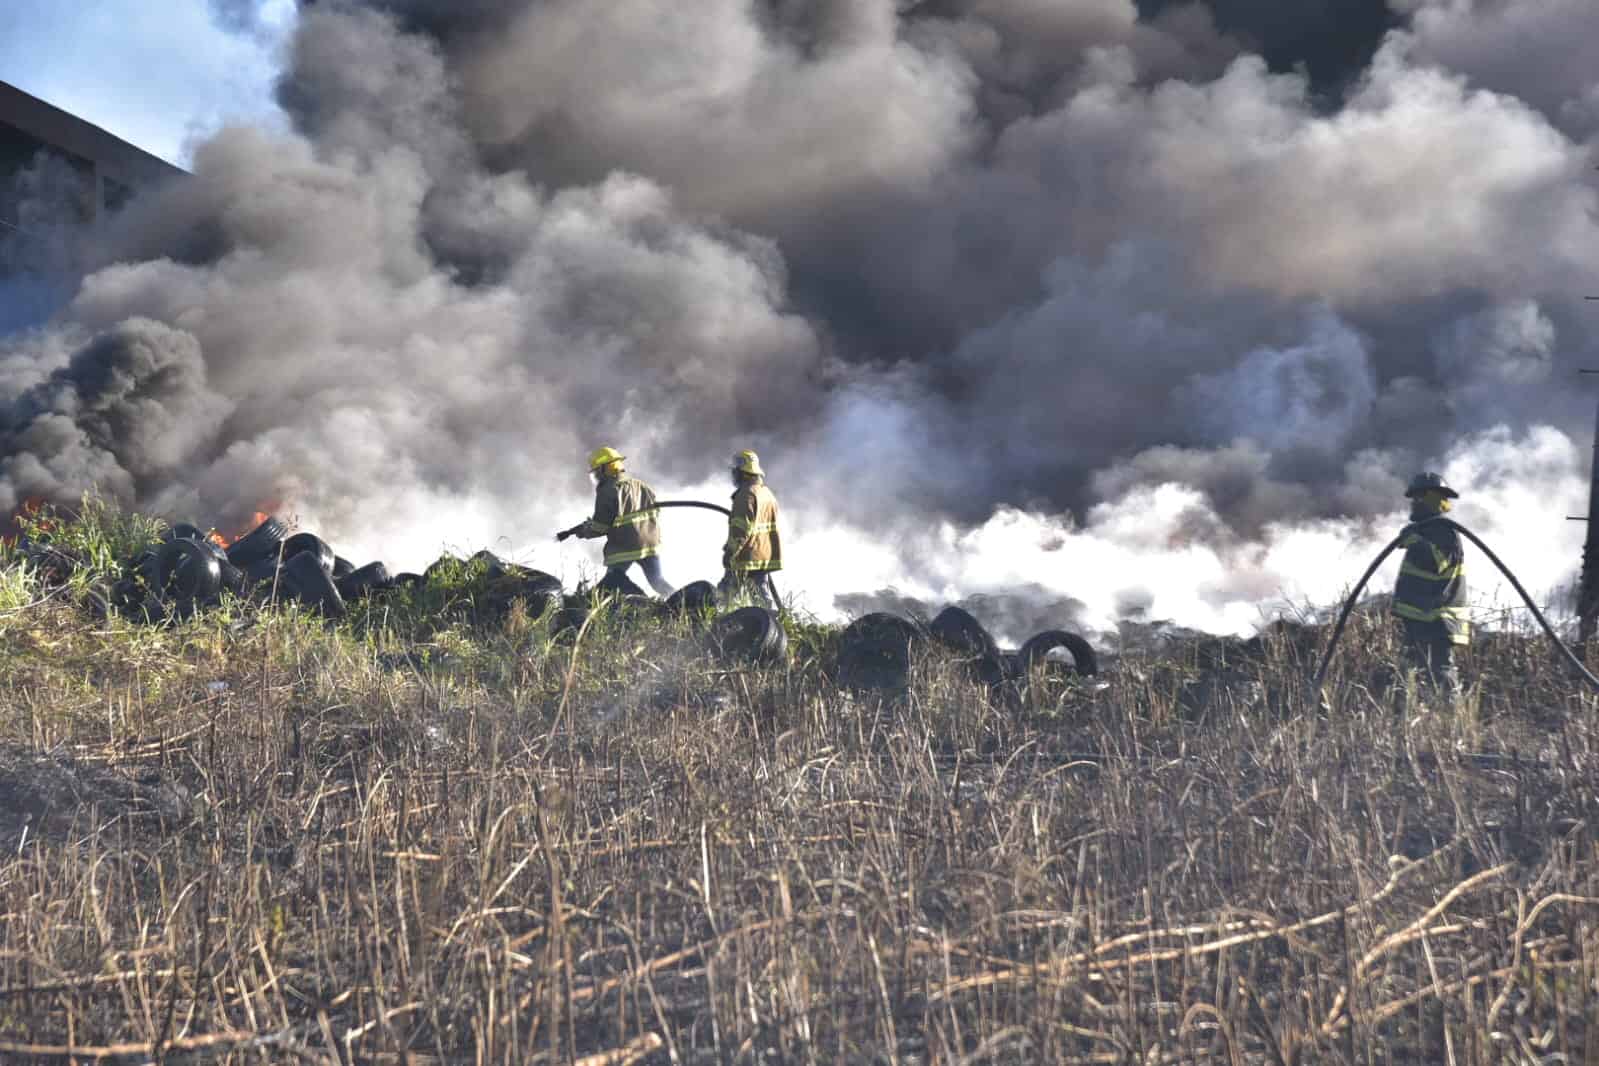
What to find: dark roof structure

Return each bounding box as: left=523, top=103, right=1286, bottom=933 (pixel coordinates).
left=0, top=79, right=183, bottom=223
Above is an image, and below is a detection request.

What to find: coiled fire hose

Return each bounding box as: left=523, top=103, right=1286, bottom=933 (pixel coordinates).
left=1311, top=516, right=1599, bottom=696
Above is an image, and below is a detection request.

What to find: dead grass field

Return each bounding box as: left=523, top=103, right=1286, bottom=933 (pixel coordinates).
left=0, top=510, right=1594, bottom=1064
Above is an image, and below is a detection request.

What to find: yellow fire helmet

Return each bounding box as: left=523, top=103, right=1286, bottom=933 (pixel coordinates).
left=588, top=446, right=625, bottom=472
left=733, top=450, right=764, bottom=477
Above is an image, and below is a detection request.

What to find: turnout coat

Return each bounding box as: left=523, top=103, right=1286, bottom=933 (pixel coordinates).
left=1391, top=517, right=1469, bottom=644
left=578, top=475, right=662, bottom=567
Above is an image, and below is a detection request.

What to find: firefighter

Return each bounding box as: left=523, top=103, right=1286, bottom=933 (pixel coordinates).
left=557, top=446, right=674, bottom=597
left=720, top=449, right=782, bottom=608
left=1391, top=471, right=1468, bottom=704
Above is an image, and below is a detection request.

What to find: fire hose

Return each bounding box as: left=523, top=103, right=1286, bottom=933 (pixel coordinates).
left=563, top=500, right=787, bottom=609
left=630, top=500, right=731, bottom=518
left=1311, top=516, right=1599, bottom=696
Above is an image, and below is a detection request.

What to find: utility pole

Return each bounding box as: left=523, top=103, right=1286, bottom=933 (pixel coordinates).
left=1579, top=382, right=1599, bottom=644
left=1580, top=316, right=1599, bottom=644
left=1569, top=187, right=1598, bottom=640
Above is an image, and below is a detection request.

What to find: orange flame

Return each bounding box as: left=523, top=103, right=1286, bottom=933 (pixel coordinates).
left=210, top=509, right=277, bottom=548
left=1, top=496, right=50, bottom=547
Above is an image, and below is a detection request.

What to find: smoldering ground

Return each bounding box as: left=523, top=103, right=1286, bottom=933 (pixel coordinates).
left=3, top=0, right=1599, bottom=637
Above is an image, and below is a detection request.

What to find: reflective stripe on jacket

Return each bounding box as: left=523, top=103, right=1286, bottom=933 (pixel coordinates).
left=725, top=479, right=781, bottom=573
left=577, top=475, right=662, bottom=566
left=1391, top=518, right=1469, bottom=643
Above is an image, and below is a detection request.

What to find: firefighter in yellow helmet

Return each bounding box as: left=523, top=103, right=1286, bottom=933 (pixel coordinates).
left=557, top=447, right=674, bottom=597
left=1391, top=471, right=1468, bottom=704
left=719, top=449, right=782, bottom=608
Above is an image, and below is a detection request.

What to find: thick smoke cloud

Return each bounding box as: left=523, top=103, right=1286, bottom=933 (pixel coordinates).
left=0, top=319, right=232, bottom=513
left=3, top=0, right=1599, bottom=638
left=1399, top=0, right=1599, bottom=141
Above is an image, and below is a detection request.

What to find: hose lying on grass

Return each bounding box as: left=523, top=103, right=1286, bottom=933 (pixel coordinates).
left=1311, top=516, right=1599, bottom=696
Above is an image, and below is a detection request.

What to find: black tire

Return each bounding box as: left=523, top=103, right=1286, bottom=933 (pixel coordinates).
left=1017, top=630, right=1099, bottom=678
left=225, top=516, right=288, bottom=568
left=423, top=554, right=461, bottom=583
left=134, top=597, right=169, bottom=625
left=615, top=593, right=666, bottom=623
left=482, top=569, right=561, bottom=617
left=929, top=606, right=1009, bottom=687
left=337, top=561, right=392, bottom=601
left=550, top=597, right=591, bottom=639
left=664, top=580, right=717, bottom=617
left=392, top=572, right=424, bottom=589
left=511, top=589, right=559, bottom=622
left=23, top=543, right=78, bottom=587
left=244, top=556, right=283, bottom=587
left=166, top=522, right=205, bottom=543
left=110, top=577, right=144, bottom=613
left=186, top=536, right=245, bottom=596
left=216, top=558, right=247, bottom=596
left=276, top=551, right=347, bottom=618
left=112, top=577, right=166, bottom=624
left=188, top=535, right=221, bottom=559
left=280, top=532, right=334, bottom=573
left=972, top=653, right=1011, bottom=688
left=332, top=556, right=354, bottom=579
left=469, top=550, right=512, bottom=577
left=151, top=539, right=222, bottom=602
left=595, top=569, right=647, bottom=597
left=710, top=606, right=787, bottom=664
left=81, top=584, right=113, bottom=622
left=929, top=606, right=1000, bottom=659
left=837, top=613, right=926, bottom=691
left=522, top=570, right=564, bottom=596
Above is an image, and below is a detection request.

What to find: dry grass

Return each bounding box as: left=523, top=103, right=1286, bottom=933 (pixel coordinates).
left=0, top=536, right=1594, bottom=1063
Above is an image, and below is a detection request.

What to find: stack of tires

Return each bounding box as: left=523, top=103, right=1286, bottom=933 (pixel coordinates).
left=107, top=530, right=242, bottom=623
left=225, top=520, right=350, bottom=619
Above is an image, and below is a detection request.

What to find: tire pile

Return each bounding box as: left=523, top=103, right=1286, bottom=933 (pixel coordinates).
left=11, top=516, right=555, bottom=626
left=155, top=517, right=577, bottom=624
left=12, top=516, right=1099, bottom=689
left=836, top=606, right=1098, bottom=693
left=15, top=516, right=734, bottom=639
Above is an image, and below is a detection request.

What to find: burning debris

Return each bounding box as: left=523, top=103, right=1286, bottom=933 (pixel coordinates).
left=2, top=2, right=1596, bottom=638
left=5, top=503, right=1099, bottom=693
left=81, top=513, right=572, bottom=626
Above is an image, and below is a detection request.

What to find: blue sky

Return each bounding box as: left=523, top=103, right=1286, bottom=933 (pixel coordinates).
left=0, top=0, right=294, bottom=167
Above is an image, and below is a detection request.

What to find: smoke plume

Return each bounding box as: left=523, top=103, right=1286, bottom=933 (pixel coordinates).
left=3, top=0, right=1599, bottom=641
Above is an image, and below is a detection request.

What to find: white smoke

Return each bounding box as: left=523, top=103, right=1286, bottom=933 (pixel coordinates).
left=1398, top=0, right=1599, bottom=141
left=1, top=0, right=1597, bottom=642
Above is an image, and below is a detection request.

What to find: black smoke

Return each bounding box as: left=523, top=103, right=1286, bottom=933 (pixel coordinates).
left=1137, top=0, right=1400, bottom=99
left=2, top=0, right=1597, bottom=631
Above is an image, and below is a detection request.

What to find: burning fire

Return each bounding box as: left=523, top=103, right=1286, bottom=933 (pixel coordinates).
left=1, top=496, right=51, bottom=547
left=2, top=495, right=282, bottom=550
left=210, top=510, right=277, bottom=549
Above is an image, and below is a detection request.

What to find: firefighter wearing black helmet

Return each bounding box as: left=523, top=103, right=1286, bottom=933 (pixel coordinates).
left=1391, top=472, right=1468, bottom=702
